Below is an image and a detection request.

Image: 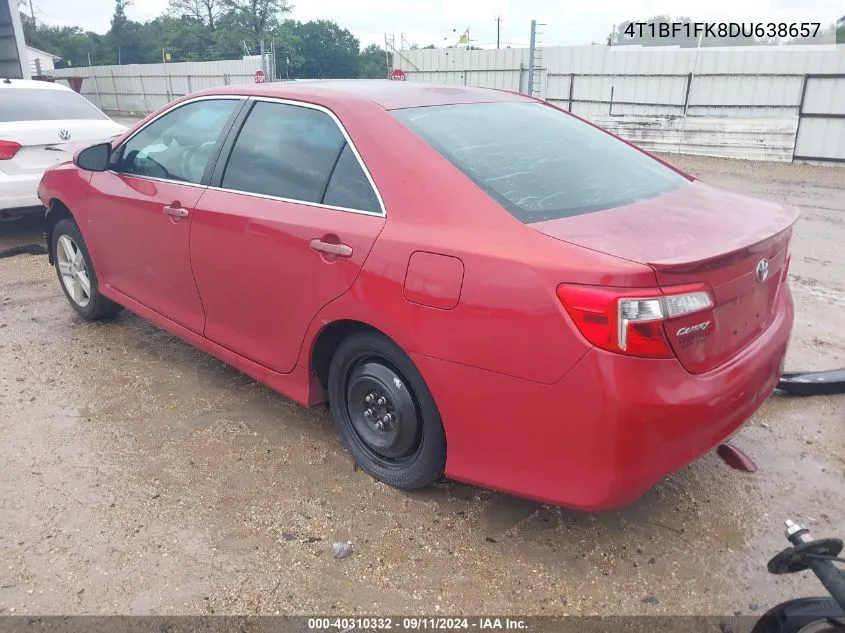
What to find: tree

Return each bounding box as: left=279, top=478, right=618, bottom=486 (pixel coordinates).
left=108, top=0, right=149, bottom=64
left=22, top=16, right=110, bottom=67
left=145, top=15, right=215, bottom=62
left=167, top=0, right=223, bottom=30
left=358, top=43, right=388, bottom=79
left=291, top=20, right=359, bottom=78
left=221, top=0, right=291, bottom=37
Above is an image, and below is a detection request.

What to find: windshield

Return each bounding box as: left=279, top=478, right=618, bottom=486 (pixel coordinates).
left=393, top=102, right=688, bottom=223
left=0, top=88, right=108, bottom=123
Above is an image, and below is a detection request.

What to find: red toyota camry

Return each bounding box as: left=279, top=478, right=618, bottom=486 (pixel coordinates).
left=37, top=81, right=796, bottom=510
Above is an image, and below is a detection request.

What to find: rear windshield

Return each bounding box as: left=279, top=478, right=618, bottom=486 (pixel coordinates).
left=0, top=88, right=107, bottom=122
left=393, top=102, right=688, bottom=223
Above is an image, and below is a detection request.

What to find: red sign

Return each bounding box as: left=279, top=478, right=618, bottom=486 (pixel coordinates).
left=390, top=69, right=406, bottom=81
left=254, top=69, right=266, bottom=84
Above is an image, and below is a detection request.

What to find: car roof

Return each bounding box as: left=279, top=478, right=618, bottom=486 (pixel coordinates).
left=195, top=80, right=533, bottom=110
left=0, top=78, right=72, bottom=91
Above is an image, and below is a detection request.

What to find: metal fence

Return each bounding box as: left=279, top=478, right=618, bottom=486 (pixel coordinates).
left=396, top=44, right=845, bottom=163
left=49, top=45, right=845, bottom=163
left=51, top=58, right=265, bottom=115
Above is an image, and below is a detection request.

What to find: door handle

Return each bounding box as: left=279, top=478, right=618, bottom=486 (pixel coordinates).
left=163, top=205, right=189, bottom=219
left=310, top=239, right=352, bottom=258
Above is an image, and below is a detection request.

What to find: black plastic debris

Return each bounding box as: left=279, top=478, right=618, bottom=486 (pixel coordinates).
left=776, top=368, right=845, bottom=396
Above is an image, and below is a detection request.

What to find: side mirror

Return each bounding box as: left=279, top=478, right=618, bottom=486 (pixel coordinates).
left=74, top=142, right=112, bottom=172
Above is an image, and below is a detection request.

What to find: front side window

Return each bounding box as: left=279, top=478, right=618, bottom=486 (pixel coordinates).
left=393, top=102, right=688, bottom=223
left=221, top=101, right=346, bottom=204
left=115, top=99, right=239, bottom=185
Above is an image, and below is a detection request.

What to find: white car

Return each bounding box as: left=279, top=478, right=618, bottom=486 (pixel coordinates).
left=0, top=78, right=126, bottom=219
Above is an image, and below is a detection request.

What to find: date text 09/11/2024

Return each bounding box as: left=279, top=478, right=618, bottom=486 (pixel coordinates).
left=307, top=617, right=529, bottom=630
left=622, top=21, right=822, bottom=39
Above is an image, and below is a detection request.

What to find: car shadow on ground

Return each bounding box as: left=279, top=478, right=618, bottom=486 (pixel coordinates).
left=0, top=214, right=44, bottom=251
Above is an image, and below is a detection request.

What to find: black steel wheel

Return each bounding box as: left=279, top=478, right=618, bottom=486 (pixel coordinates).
left=328, top=330, right=446, bottom=489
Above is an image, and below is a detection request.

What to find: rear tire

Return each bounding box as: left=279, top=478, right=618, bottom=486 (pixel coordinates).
left=52, top=218, right=122, bottom=321
left=751, top=598, right=845, bottom=633
left=328, top=330, right=446, bottom=489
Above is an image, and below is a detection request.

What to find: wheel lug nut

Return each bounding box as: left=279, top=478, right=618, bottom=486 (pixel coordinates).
left=382, top=413, right=393, bottom=424
left=374, top=421, right=384, bottom=430
left=365, top=393, right=375, bottom=403
left=377, top=397, right=386, bottom=406
left=363, top=408, right=373, bottom=418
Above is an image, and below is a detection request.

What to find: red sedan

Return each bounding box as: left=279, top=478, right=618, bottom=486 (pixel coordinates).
left=38, top=81, right=796, bottom=510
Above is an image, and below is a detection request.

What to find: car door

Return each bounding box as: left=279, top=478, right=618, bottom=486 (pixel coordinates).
left=190, top=99, right=387, bottom=373
left=84, top=97, right=244, bottom=334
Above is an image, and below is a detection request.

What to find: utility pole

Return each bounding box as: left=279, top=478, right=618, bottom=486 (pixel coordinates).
left=495, top=16, right=502, bottom=49
left=88, top=52, right=102, bottom=109
left=260, top=39, right=267, bottom=78
left=384, top=33, right=394, bottom=78
left=527, top=19, right=536, bottom=97
left=29, top=0, right=35, bottom=21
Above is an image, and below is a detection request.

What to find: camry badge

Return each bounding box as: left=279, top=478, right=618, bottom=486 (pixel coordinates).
left=676, top=321, right=711, bottom=337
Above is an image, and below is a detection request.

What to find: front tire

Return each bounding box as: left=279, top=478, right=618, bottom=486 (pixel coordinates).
left=751, top=598, right=845, bottom=633
left=328, top=330, right=446, bottom=489
left=52, top=218, right=122, bottom=320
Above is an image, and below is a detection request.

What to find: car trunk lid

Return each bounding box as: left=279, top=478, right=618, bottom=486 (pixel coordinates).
left=532, top=181, right=798, bottom=373
left=0, top=120, right=124, bottom=176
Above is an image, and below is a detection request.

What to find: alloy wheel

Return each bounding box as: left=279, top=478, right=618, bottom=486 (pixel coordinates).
left=56, top=234, right=91, bottom=308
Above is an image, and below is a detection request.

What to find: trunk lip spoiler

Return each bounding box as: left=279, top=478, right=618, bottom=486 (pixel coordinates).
left=777, top=368, right=845, bottom=396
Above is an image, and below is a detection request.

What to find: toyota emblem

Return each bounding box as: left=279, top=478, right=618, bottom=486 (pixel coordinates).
left=755, top=258, right=769, bottom=283
left=58, top=129, right=71, bottom=141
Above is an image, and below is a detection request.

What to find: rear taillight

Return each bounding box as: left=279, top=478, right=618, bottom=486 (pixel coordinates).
left=557, top=283, right=714, bottom=358
left=0, top=140, right=21, bottom=160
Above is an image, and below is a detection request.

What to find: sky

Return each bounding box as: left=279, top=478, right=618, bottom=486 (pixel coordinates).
left=22, top=0, right=842, bottom=49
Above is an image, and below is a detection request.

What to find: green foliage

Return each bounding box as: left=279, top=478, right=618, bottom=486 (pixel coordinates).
left=22, top=16, right=109, bottom=67
left=359, top=43, right=389, bottom=79
left=22, top=0, right=391, bottom=79
left=290, top=20, right=360, bottom=78
left=220, top=0, right=291, bottom=36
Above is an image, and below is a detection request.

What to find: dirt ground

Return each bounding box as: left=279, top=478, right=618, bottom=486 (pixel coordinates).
left=0, top=154, right=843, bottom=618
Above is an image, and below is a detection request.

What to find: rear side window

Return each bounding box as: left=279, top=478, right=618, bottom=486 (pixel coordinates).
left=393, top=102, right=688, bottom=223
left=322, top=144, right=381, bottom=213
left=222, top=101, right=344, bottom=203
left=0, top=88, right=107, bottom=122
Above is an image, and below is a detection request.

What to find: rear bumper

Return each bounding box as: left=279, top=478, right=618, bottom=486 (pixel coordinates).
left=0, top=172, right=42, bottom=212
left=413, top=285, right=793, bottom=511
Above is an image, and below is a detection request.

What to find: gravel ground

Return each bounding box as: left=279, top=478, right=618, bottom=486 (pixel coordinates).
left=0, top=154, right=843, bottom=617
